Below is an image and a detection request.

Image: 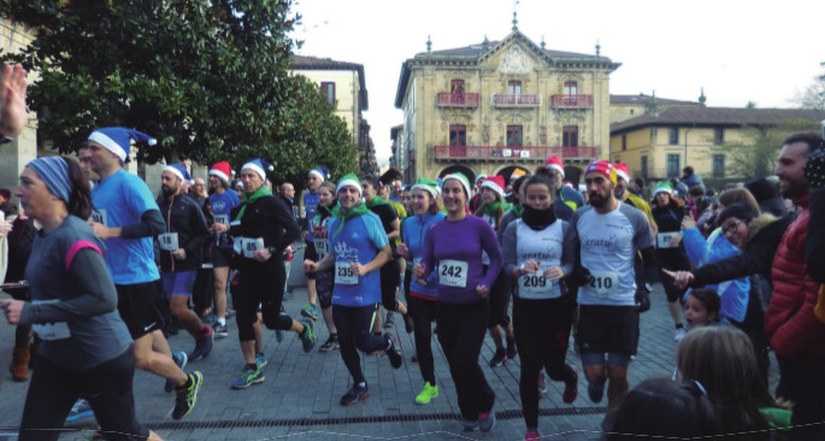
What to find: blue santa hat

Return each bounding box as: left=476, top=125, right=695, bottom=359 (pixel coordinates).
left=87, top=127, right=157, bottom=162
left=163, top=162, right=190, bottom=183
left=308, top=167, right=329, bottom=182
left=241, top=158, right=273, bottom=181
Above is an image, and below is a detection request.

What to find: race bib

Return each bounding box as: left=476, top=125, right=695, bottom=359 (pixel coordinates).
left=335, top=261, right=358, bottom=285
left=91, top=209, right=107, bottom=225
left=314, top=239, right=329, bottom=259
left=213, top=214, right=229, bottom=225
left=586, top=270, right=618, bottom=298
left=158, top=232, right=179, bottom=251
left=242, top=237, right=264, bottom=258
left=656, top=232, right=680, bottom=249
left=33, top=322, right=71, bottom=341
left=439, top=260, right=468, bottom=288
left=519, top=272, right=552, bottom=296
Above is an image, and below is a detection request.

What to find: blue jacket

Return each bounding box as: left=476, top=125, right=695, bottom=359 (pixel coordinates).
left=683, top=227, right=749, bottom=322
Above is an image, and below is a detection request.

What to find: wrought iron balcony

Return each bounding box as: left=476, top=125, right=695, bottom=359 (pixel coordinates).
left=491, top=94, right=541, bottom=107
left=550, top=95, right=593, bottom=108
left=436, top=93, right=480, bottom=107
left=434, top=145, right=597, bottom=161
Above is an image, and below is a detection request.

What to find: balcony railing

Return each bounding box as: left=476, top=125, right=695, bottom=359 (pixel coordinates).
left=436, top=93, right=480, bottom=107
left=434, top=145, right=597, bottom=161
left=550, top=94, right=593, bottom=108
left=491, top=94, right=541, bottom=107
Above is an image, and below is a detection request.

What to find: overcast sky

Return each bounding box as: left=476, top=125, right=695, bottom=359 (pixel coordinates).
left=292, top=0, right=825, bottom=165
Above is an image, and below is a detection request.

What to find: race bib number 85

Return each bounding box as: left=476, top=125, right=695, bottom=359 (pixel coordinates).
left=439, top=260, right=468, bottom=288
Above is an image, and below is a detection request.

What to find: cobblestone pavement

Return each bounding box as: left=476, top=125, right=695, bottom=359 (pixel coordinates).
left=0, top=280, right=778, bottom=441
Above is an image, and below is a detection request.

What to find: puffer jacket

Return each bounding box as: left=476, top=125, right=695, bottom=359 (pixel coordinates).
left=765, top=195, right=825, bottom=357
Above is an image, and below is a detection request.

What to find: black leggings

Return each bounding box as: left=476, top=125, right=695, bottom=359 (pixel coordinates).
left=409, top=295, right=437, bottom=385
left=380, top=259, right=401, bottom=310
left=487, top=270, right=510, bottom=328
left=333, top=304, right=388, bottom=384
left=513, top=295, right=576, bottom=428
left=436, top=299, right=495, bottom=420
left=20, top=348, right=148, bottom=441
left=236, top=259, right=292, bottom=341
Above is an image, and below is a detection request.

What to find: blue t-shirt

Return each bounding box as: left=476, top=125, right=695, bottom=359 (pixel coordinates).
left=91, top=169, right=160, bottom=284
left=402, top=212, right=446, bottom=299
left=304, top=191, right=320, bottom=241
left=208, top=190, right=240, bottom=224
left=327, top=211, right=388, bottom=307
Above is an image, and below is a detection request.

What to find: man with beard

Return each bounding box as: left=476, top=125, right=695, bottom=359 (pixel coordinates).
left=764, top=132, right=825, bottom=440
left=569, top=160, right=655, bottom=408
left=613, top=163, right=656, bottom=234
left=157, top=163, right=213, bottom=361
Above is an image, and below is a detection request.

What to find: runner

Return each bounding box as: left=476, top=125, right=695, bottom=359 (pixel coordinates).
left=210, top=158, right=313, bottom=389
left=397, top=178, right=445, bottom=404
left=473, top=175, right=516, bottom=366
left=300, top=167, right=328, bottom=322
left=542, top=156, right=584, bottom=221
left=377, top=171, right=407, bottom=330
left=156, top=163, right=214, bottom=359
left=306, top=181, right=339, bottom=352
left=207, top=161, right=240, bottom=338
left=303, top=173, right=402, bottom=406
left=501, top=173, right=579, bottom=440
left=570, top=160, right=655, bottom=408
left=87, top=127, right=202, bottom=420
left=1, top=156, right=163, bottom=441
left=415, top=172, right=501, bottom=432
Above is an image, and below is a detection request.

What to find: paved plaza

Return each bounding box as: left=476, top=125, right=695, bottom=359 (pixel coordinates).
left=0, top=279, right=778, bottom=441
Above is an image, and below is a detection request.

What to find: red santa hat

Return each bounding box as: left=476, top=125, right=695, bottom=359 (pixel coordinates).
left=481, top=175, right=506, bottom=199
left=209, top=161, right=232, bottom=185
left=615, top=162, right=631, bottom=183
left=545, top=156, right=565, bottom=178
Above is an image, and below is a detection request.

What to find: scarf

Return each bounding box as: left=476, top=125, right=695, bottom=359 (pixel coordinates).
left=522, top=205, right=557, bottom=231
left=483, top=200, right=511, bottom=218
left=366, top=195, right=390, bottom=208
left=331, top=200, right=370, bottom=235
left=510, top=203, right=524, bottom=219
left=233, top=186, right=272, bottom=221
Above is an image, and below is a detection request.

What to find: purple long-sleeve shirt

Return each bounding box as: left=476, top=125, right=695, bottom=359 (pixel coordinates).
left=422, top=215, right=502, bottom=304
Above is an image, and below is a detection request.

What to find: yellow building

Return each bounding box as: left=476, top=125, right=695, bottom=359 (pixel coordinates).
left=289, top=55, right=377, bottom=174
left=393, top=27, right=619, bottom=185
left=610, top=93, right=701, bottom=125
left=609, top=107, right=825, bottom=181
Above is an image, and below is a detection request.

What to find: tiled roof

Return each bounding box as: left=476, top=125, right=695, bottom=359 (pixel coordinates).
left=611, top=107, right=825, bottom=133
left=611, top=94, right=699, bottom=106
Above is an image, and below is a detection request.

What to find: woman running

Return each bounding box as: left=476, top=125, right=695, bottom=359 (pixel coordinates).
left=500, top=174, right=579, bottom=441
left=307, top=181, right=339, bottom=352
left=0, top=156, right=161, bottom=441
left=415, top=173, right=502, bottom=432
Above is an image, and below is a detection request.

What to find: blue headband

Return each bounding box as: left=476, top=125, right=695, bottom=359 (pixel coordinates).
left=27, top=157, right=72, bottom=204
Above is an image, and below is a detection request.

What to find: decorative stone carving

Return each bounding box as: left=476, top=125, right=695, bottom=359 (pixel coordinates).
left=498, top=45, right=533, bottom=75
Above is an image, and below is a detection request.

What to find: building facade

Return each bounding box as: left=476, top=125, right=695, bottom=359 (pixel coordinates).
left=288, top=54, right=377, bottom=175
left=609, top=107, right=825, bottom=181
left=393, top=28, right=619, bottom=186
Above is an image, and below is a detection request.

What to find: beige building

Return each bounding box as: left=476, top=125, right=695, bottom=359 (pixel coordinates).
left=0, top=19, right=38, bottom=195
left=289, top=55, right=377, bottom=174
left=609, top=107, right=825, bottom=181
left=610, top=93, right=702, bottom=125
left=393, top=27, right=619, bottom=185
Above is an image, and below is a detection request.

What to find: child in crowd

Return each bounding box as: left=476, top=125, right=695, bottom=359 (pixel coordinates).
left=683, top=288, right=722, bottom=330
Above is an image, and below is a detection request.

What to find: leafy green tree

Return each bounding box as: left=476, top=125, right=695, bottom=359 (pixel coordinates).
left=797, top=62, right=825, bottom=110
left=726, top=119, right=821, bottom=179
left=1, top=0, right=357, bottom=179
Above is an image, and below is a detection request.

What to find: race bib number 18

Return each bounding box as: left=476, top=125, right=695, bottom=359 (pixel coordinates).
left=439, top=260, right=468, bottom=288
left=158, top=232, right=179, bottom=251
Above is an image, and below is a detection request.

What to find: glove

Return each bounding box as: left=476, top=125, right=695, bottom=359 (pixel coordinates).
left=804, top=147, right=825, bottom=189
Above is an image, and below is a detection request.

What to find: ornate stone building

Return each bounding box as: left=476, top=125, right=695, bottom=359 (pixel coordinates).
left=393, top=25, right=619, bottom=186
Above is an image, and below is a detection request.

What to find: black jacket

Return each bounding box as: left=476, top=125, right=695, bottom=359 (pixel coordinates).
left=806, top=186, right=825, bottom=283
left=156, top=192, right=209, bottom=272
left=229, top=194, right=300, bottom=268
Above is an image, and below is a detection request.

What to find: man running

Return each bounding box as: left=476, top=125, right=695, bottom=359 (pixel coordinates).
left=87, top=127, right=202, bottom=420
left=207, top=161, right=240, bottom=338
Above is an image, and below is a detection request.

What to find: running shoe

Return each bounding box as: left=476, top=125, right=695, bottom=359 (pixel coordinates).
left=478, top=410, right=496, bottom=432
left=674, top=327, right=687, bottom=342
left=414, top=381, right=439, bottom=405
left=563, top=365, right=579, bottom=404
left=255, top=352, right=268, bottom=370
left=165, top=351, right=188, bottom=393
left=189, top=327, right=214, bottom=361
left=231, top=366, right=265, bottom=389
left=462, top=418, right=478, bottom=432
left=172, top=371, right=203, bottom=420
left=588, top=380, right=606, bottom=403
left=506, top=334, right=517, bottom=360
left=318, top=335, right=340, bottom=352
left=384, top=334, right=403, bottom=369
left=299, top=319, right=317, bottom=353
left=275, top=328, right=284, bottom=343
left=301, top=303, right=318, bottom=321
left=525, top=430, right=540, bottom=441
left=64, top=399, right=93, bottom=423
left=489, top=347, right=506, bottom=367
left=340, top=383, right=369, bottom=406
left=383, top=311, right=395, bottom=329
left=537, top=371, right=548, bottom=394
left=212, top=322, right=228, bottom=339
